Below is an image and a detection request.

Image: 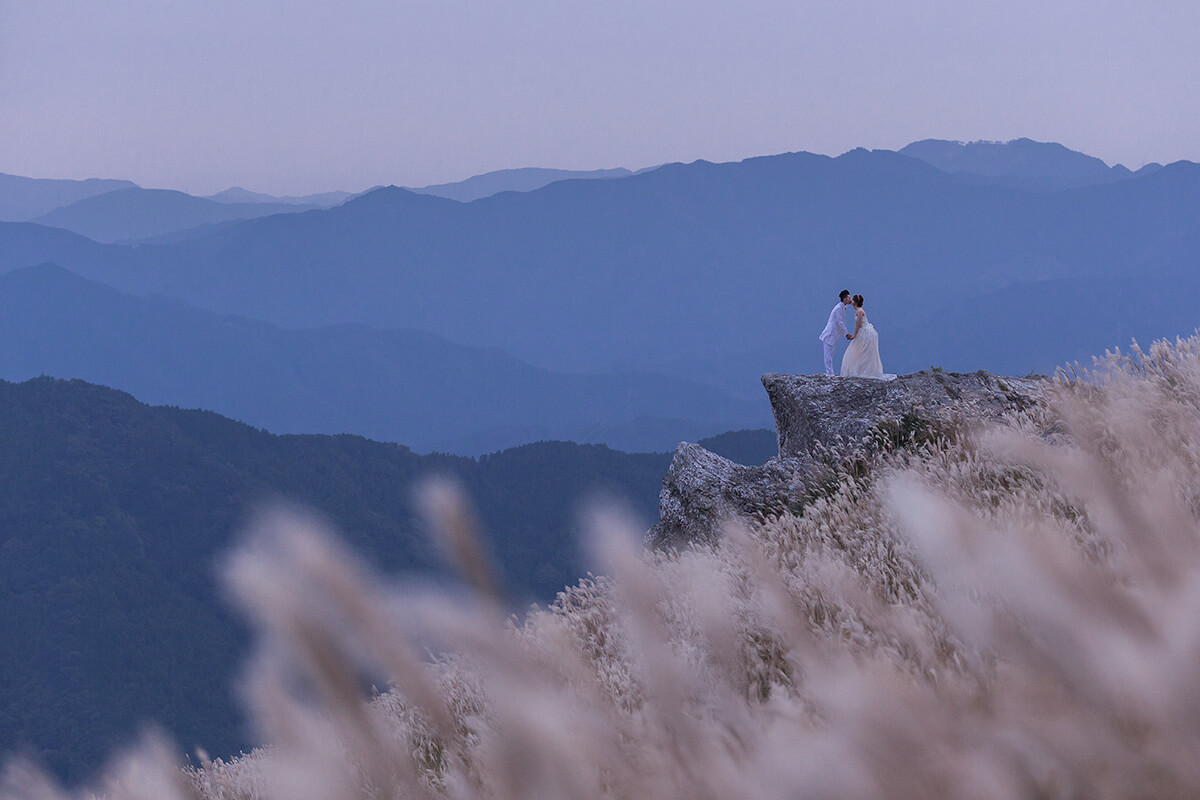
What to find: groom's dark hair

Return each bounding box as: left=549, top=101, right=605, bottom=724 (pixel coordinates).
left=839, top=290, right=850, bottom=301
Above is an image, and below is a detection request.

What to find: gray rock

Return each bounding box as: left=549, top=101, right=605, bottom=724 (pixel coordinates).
left=646, top=443, right=817, bottom=551
left=763, top=370, right=1044, bottom=459
left=647, top=370, right=1044, bottom=550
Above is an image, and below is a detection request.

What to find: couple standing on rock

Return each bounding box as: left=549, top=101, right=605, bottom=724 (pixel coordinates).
left=819, top=289, right=891, bottom=379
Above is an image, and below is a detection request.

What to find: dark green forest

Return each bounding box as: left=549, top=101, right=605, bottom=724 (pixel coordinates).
left=0, top=377, right=773, bottom=781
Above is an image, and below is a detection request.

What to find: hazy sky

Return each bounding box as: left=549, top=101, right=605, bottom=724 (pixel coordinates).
left=2, top=0, right=1198, bottom=196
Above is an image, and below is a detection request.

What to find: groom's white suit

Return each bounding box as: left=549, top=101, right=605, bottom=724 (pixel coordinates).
left=818, top=301, right=849, bottom=376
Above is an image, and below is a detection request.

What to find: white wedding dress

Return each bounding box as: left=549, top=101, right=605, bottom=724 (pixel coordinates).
left=840, top=313, right=890, bottom=379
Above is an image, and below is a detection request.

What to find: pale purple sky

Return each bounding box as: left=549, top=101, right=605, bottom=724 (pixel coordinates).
left=2, top=0, right=1198, bottom=196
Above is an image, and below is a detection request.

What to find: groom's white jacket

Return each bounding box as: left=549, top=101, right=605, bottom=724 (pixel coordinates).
left=819, top=302, right=848, bottom=345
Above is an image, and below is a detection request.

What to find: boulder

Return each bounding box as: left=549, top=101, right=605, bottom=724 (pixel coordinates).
left=646, top=443, right=816, bottom=551
left=763, top=370, right=1044, bottom=459
left=647, top=370, right=1044, bottom=550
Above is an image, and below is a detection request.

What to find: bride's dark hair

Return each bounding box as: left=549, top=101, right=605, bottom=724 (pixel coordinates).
left=852, top=294, right=864, bottom=307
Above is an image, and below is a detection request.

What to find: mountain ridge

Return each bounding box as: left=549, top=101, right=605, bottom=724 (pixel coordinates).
left=205, top=186, right=356, bottom=207
left=0, top=173, right=139, bottom=222
left=409, top=166, right=638, bottom=202
left=0, top=263, right=767, bottom=454
left=899, top=137, right=1166, bottom=192
left=30, top=187, right=319, bottom=243
left=3, top=142, right=1198, bottom=391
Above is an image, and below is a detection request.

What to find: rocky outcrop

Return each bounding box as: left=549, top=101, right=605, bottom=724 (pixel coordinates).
left=647, top=370, right=1045, bottom=550
left=646, top=444, right=817, bottom=551
left=763, top=370, right=1044, bottom=459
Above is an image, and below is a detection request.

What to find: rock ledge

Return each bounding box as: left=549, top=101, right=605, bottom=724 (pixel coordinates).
left=647, top=370, right=1044, bottom=550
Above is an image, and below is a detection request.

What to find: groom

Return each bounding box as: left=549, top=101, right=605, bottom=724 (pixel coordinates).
left=818, top=289, right=854, bottom=376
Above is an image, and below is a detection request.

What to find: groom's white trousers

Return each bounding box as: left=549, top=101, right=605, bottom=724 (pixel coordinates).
left=823, top=341, right=836, bottom=376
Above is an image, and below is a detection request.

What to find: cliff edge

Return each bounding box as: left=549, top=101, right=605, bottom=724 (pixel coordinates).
left=647, top=370, right=1045, bottom=550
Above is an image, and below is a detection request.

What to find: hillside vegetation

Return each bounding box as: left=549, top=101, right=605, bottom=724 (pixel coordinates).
left=0, top=377, right=674, bottom=781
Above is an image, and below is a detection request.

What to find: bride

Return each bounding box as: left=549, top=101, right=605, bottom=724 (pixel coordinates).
left=840, top=294, right=889, bottom=379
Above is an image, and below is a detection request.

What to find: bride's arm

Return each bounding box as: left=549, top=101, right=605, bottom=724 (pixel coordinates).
left=850, top=308, right=863, bottom=339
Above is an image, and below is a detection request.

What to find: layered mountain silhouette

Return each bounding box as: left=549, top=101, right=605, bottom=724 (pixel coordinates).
left=4, top=140, right=1197, bottom=401
left=409, top=166, right=637, bottom=202
left=900, top=138, right=1163, bottom=192
left=4, top=166, right=642, bottom=243
left=890, top=274, right=1200, bottom=375
left=204, top=167, right=638, bottom=207
left=30, top=188, right=320, bottom=243
left=0, top=173, right=138, bottom=222
left=0, top=220, right=119, bottom=273
left=0, top=264, right=766, bottom=453
left=205, top=186, right=356, bottom=206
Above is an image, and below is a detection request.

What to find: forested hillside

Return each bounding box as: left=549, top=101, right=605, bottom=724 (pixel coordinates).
left=0, top=377, right=674, bottom=781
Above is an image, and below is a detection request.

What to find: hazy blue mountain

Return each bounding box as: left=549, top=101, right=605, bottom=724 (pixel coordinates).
left=0, top=375, right=673, bottom=781
left=0, top=264, right=767, bottom=453
left=30, top=187, right=318, bottom=243
left=438, top=416, right=757, bottom=458
left=3, top=148, right=1198, bottom=395
left=0, top=221, right=128, bottom=279
left=695, top=428, right=778, bottom=465
left=124, top=218, right=257, bottom=246
left=0, top=172, right=139, bottom=222
left=900, top=138, right=1163, bottom=192
left=214, top=166, right=642, bottom=207
left=650, top=269, right=1200, bottom=391
left=410, top=166, right=634, bottom=202
left=888, top=275, right=1200, bottom=376
left=206, top=186, right=357, bottom=207
left=901, top=138, right=1114, bottom=178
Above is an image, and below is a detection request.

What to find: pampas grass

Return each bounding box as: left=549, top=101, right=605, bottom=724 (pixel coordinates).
left=7, top=333, right=1200, bottom=799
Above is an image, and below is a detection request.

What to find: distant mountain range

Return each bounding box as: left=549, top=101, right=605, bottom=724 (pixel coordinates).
left=0, top=263, right=767, bottom=453
left=205, top=186, right=357, bottom=206
left=29, top=188, right=321, bottom=244
left=0, top=166, right=649, bottom=240
left=6, top=144, right=1196, bottom=382
left=408, top=166, right=639, bottom=202
left=899, top=138, right=1162, bottom=192
left=6, top=137, right=1167, bottom=240
left=0, top=173, right=138, bottom=222
left=2, top=138, right=1197, bottom=436
left=202, top=168, right=646, bottom=207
